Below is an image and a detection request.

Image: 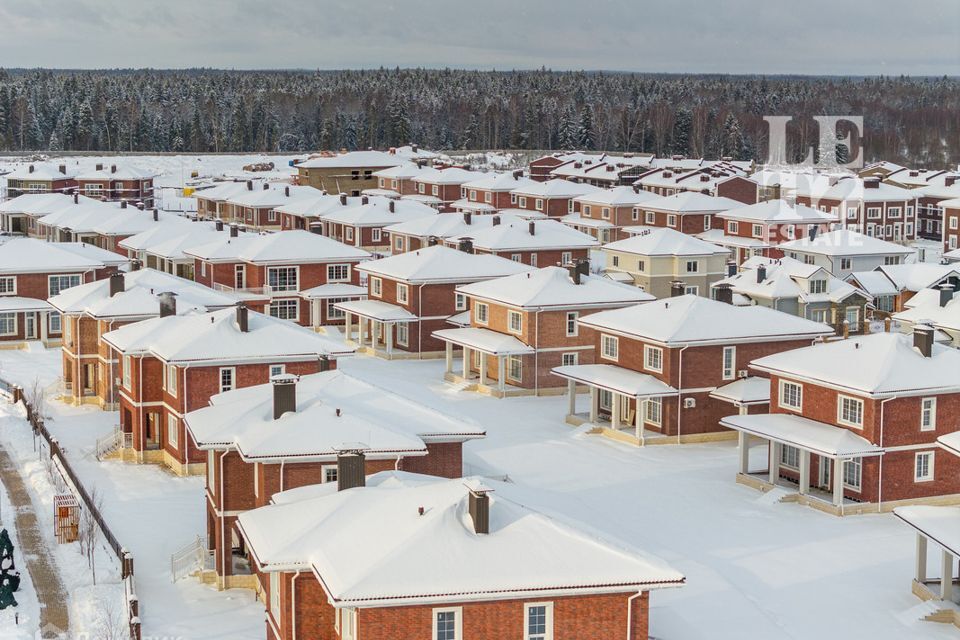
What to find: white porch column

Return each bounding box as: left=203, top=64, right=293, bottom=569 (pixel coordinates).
left=479, top=352, right=487, bottom=386
left=385, top=322, right=393, bottom=355
left=567, top=379, right=576, bottom=416
left=737, top=432, right=749, bottom=475
left=916, top=533, right=928, bottom=583
left=497, top=356, right=505, bottom=391
left=40, top=311, right=49, bottom=343
left=445, top=342, right=453, bottom=374
left=799, top=450, right=811, bottom=495
left=942, top=549, right=954, bottom=601
left=611, top=392, right=621, bottom=430
left=462, top=347, right=471, bottom=378
left=833, top=457, right=845, bottom=507
left=588, top=387, right=598, bottom=424
left=769, top=441, right=781, bottom=484
left=313, top=300, right=321, bottom=328
left=636, top=399, right=645, bottom=443
left=344, top=312, right=352, bottom=342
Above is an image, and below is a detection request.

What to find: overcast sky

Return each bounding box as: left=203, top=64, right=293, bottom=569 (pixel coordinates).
left=1, top=0, right=957, bottom=75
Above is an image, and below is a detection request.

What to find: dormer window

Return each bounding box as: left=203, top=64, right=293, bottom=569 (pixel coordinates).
left=809, top=279, right=827, bottom=294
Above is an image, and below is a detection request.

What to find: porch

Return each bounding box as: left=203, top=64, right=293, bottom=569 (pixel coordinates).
left=298, top=283, right=367, bottom=329
left=433, top=327, right=534, bottom=398
left=336, top=299, right=420, bottom=360
left=894, top=506, right=960, bottom=629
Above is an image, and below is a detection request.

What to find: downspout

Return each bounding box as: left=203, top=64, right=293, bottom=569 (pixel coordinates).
left=181, top=363, right=193, bottom=471
left=280, top=459, right=286, bottom=492
left=626, top=591, right=643, bottom=640
left=395, top=455, right=404, bottom=471
left=534, top=309, right=541, bottom=395
left=218, top=448, right=229, bottom=583
left=878, top=396, right=894, bottom=513
left=138, top=354, right=145, bottom=460
left=677, top=345, right=688, bottom=444
left=108, top=319, right=116, bottom=407
left=418, top=283, right=425, bottom=361
left=290, top=569, right=302, bottom=639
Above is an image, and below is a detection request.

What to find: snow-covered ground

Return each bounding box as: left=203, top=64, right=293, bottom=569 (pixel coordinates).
left=0, top=469, right=40, bottom=640
left=0, top=344, right=955, bottom=639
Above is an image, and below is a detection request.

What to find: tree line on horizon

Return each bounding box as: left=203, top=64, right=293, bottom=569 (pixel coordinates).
left=0, top=68, right=956, bottom=168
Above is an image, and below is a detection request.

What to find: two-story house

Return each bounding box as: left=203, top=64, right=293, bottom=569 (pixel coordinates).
left=778, top=229, right=913, bottom=279
left=194, top=180, right=266, bottom=221
left=222, top=184, right=321, bottom=231
left=506, top=179, right=600, bottom=219
left=635, top=192, right=740, bottom=235
left=553, top=295, right=833, bottom=445
left=0, top=192, right=98, bottom=236
left=294, top=150, right=415, bottom=195
left=453, top=172, right=539, bottom=214
left=565, top=186, right=660, bottom=243
left=75, top=163, right=157, bottom=207
left=385, top=212, right=523, bottom=255
left=847, top=264, right=960, bottom=316
left=795, top=176, right=917, bottom=242
left=445, top=219, right=598, bottom=267
left=4, top=162, right=77, bottom=198
left=408, top=167, right=486, bottom=212
left=320, top=197, right=437, bottom=253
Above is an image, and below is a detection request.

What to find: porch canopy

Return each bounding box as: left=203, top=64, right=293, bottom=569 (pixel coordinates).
left=334, top=299, right=417, bottom=323
left=445, top=311, right=471, bottom=327
left=710, top=377, right=771, bottom=408
left=433, top=327, right=534, bottom=392
left=938, top=432, right=960, bottom=458
left=552, top=364, right=677, bottom=399
left=894, top=505, right=960, bottom=602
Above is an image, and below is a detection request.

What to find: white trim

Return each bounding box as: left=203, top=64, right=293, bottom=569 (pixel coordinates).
left=836, top=394, right=864, bottom=429
left=432, top=606, right=462, bottom=640
left=524, top=601, right=554, bottom=640
left=915, top=451, right=935, bottom=483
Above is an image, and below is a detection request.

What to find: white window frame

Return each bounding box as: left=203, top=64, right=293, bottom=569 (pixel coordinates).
left=327, top=263, right=351, bottom=282
left=600, top=334, right=619, bottom=361
left=667, top=214, right=677, bottom=228
left=455, top=292, right=467, bottom=312
left=165, top=364, right=178, bottom=397
left=921, top=397, right=937, bottom=432
left=507, top=355, right=523, bottom=382
left=644, top=345, right=662, bottom=373
left=167, top=413, right=179, bottom=448
left=219, top=367, right=235, bottom=394
left=266, top=266, right=299, bottom=293
left=722, top=346, right=736, bottom=381
left=122, top=355, right=132, bottom=390
left=268, top=299, right=299, bottom=321
left=685, top=260, right=699, bottom=273
left=269, top=364, right=285, bottom=379
left=372, top=227, right=383, bottom=242
left=269, top=572, right=280, bottom=623
left=475, top=302, right=489, bottom=325
left=837, top=395, right=864, bottom=429
left=915, top=451, right=935, bottom=483
left=322, top=464, right=338, bottom=484
left=561, top=352, right=578, bottom=367
left=0, top=276, right=15, bottom=295
left=752, top=224, right=763, bottom=238
left=780, top=444, right=801, bottom=470
left=645, top=211, right=655, bottom=224
left=524, top=602, right=554, bottom=640
left=370, top=276, right=382, bottom=298
left=727, top=221, right=739, bottom=234
left=645, top=397, right=662, bottom=425
left=396, top=322, right=409, bottom=346
left=432, top=607, right=462, bottom=640
left=48, top=274, right=82, bottom=297
left=843, top=458, right=862, bottom=491
left=508, top=310, right=523, bottom=334
left=779, top=380, right=802, bottom=411
left=396, top=283, right=409, bottom=304
left=565, top=311, right=578, bottom=337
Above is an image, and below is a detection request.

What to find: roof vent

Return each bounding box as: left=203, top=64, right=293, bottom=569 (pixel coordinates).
left=463, top=212, right=472, bottom=225
left=246, top=180, right=253, bottom=191
left=284, top=186, right=290, bottom=197
left=361, top=195, right=369, bottom=205
left=120, top=200, right=127, bottom=209
left=272, top=373, right=297, bottom=419
left=726, top=260, right=737, bottom=277
left=230, top=224, right=238, bottom=238
left=528, top=221, right=535, bottom=236
left=339, top=193, right=348, bottom=206
left=756, top=264, right=767, bottom=283
left=492, top=215, right=501, bottom=226
left=111, top=165, right=117, bottom=174
left=714, top=283, right=733, bottom=305
left=153, top=209, right=159, bottom=222
left=95, top=163, right=103, bottom=171
left=59, top=164, right=66, bottom=175
left=215, top=219, right=223, bottom=231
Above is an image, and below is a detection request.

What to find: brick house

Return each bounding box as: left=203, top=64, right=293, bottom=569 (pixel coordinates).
left=848, top=264, right=960, bottom=316
left=336, top=245, right=531, bottom=359
left=319, top=197, right=437, bottom=253
left=528, top=152, right=612, bottom=181
left=117, top=216, right=219, bottom=273
left=454, top=172, right=540, bottom=214
left=506, top=179, right=600, bottom=219
left=75, top=163, right=157, bottom=207
left=0, top=297, right=57, bottom=348
left=367, top=163, right=432, bottom=199
left=565, top=186, right=660, bottom=243
left=723, top=329, right=960, bottom=515
left=550, top=154, right=656, bottom=187
left=712, top=256, right=872, bottom=335
left=700, top=200, right=838, bottom=265
left=795, top=176, right=918, bottom=242
left=0, top=192, right=99, bottom=236
left=941, top=197, right=960, bottom=254
left=186, top=372, right=485, bottom=589
left=385, top=212, right=523, bottom=255
left=634, top=192, right=740, bottom=236
left=222, top=184, right=322, bottom=232
left=86, top=204, right=185, bottom=255
left=553, top=295, right=833, bottom=445
left=294, top=150, right=409, bottom=196
left=634, top=166, right=755, bottom=202
left=237, top=470, right=683, bottom=640
left=275, top=193, right=363, bottom=232
left=4, top=162, right=77, bottom=198
left=778, top=229, right=913, bottom=279
left=408, top=167, right=486, bottom=212
left=103, top=305, right=353, bottom=476
left=49, top=268, right=238, bottom=408
left=185, top=229, right=371, bottom=328
left=906, top=174, right=959, bottom=240
left=195, top=180, right=266, bottom=221
left=601, top=227, right=730, bottom=298
left=444, top=219, right=598, bottom=268
left=34, top=195, right=121, bottom=243
left=434, top=264, right=652, bottom=397
left=891, top=284, right=960, bottom=345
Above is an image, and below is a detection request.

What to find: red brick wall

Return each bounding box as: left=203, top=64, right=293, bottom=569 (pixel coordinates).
left=716, top=177, right=759, bottom=204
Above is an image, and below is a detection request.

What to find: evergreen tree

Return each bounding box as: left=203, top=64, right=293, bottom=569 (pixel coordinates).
left=671, top=107, right=692, bottom=156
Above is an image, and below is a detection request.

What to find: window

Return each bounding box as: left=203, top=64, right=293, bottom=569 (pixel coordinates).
left=267, top=209, right=278, bottom=222
left=49, top=312, right=61, bottom=334
left=644, top=345, right=662, bottom=372
left=837, top=395, right=864, bottom=428
left=645, top=211, right=655, bottom=224
left=322, top=464, right=338, bottom=483
left=561, top=352, right=578, bottom=366
left=396, top=322, right=409, bottom=346
left=484, top=192, right=492, bottom=203
left=507, top=356, right=522, bottom=382
left=269, top=573, right=280, bottom=622
left=530, top=253, right=538, bottom=267
left=727, top=221, right=739, bottom=234
left=370, top=276, right=382, bottom=298
left=847, top=206, right=858, bottom=219
left=915, top=452, right=935, bottom=482
left=637, top=259, right=646, bottom=273
left=780, top=444, right=800, bottom=469
left=752, top=224, right=763, bottom=238
left=432, top=185, right=439, bottom=196
left=167, top=414, right=179, bottom=448
left=883, top=256, right=900, bottom=266
left=612, top=255, right=620, bottom=268
left=219, top=367, right=235, bottom=393
left=122, top=355, right=132, bottom=389
left=921, top=397, right=937, bottom=431
left=326, top=298, right=347, bottom=320
left=165, top=364, right=177, bottom=397
left=667, top=214, right=677, bottom=228
left=536, top=199, right=544, bottom=211
left=840, top=258, right=852, bottom=271
left=327, top=264, right=350, bottom=282
left=565, top=311, right=578, bottom=337
left=560, top=251, right=572, bottom=264
left=867, top=207, right=881, bottom=219
left=372, top=228, right=382, bottom=242
left=843, top=458, right=862, bottom=490
left=524, top=602, right=553, bottom=640
left=645, top=397, right=662, bottom=425
left=601, top=334, right=619, bottom=361
left=455, top=293, right=467, bottom=312
left=779, top=380, right=802, bottom=410
left=887, top=207, right=901, bottom=218
left=508, top=310, right=523, bottom=334
left=583, top=205, right=592, bottom=217
left=433, top=608, right=461, bottom=640
left=0, top=276, right=15, bottom=295
left=200, top=261, right=207, bottom=277
left=48, top=274, right=81, bottom=297
left=722, top=346, right=736, bottom=380
left=269, top=364, right=285, bottom=379
left=267, top=266, right=298, bottom=292
left=397, top=283, right=409, bottom=304
left=684, top=285, right=698, bottom=295
left=511, top=253, right=522, bottom=263
left=685, top=260, right=699, bottom=273
left=475, top=302, right=489, bottom=324
left=704, top=215, right=712, bottom=231
left=809, top=279, right=827, bottom=294
left=63, top=316, right=71, bottom=343
left=268, top=299, right=298, bottom=321
left=601, top=207, right=610, bottom=219
left=395, top=235, right=404, bottom=252
left=844, top=306, right=859, bottom=330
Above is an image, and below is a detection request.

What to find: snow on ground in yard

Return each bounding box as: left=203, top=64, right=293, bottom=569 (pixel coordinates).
left=0, top=469, right=40, bottom=640
left=0, top=344, right=956, bottom=639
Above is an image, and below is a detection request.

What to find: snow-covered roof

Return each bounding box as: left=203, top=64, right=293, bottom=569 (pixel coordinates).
left=186, top=370, right=484, bottom=458
left=5, top=162, right=76, bottom=180
left=551, top=364, right=678, bottom=398
left=709, top=377, right=771, bottom=406
left=48, top=268, right=236, bottom=318
left=385, top=212, right=525, bottom=240
left=299, top=283, right=367, bottom=300
left=320, top=198, right=436, bottom=227
left=892, top=292, right=960, bottom=332
left=35, top=199, right=121, bottom=232
left=893, top=506, right=960, bottom=558
left=236, top=471, right=684, bottom=605
left=0, top=192, right=98, bottom=216
left=358, top=245, right=532, bottom=284
left=916, top=183, right=960, bottom=201
left=846, top=271, right=899, bottom=297
left=714, top=256, right=867, bottom=304
left=0, top=296, right=53, bottom=313
left=447, top=219, right=598, bottom=252
left=462, top=173, right=539, bottom=192
left=750, top=332, right=960, bottom=396
left=103, top=306, right=353, bottom=363
left=696, top=229, right=770, bottom=249
left=0, top=237, right=127, bottom=274
left=89, top=209, right=185, bottom=236
left=194, top=180, right=267, bottom=202
left=561, top=213, right=615, bottom=230
left=510, top=179, right=601, bottom=199
left=870, top=264, right=960, bottom=293
left=225, top=184, right=320, bottom=209
left=184, top=230, right=370, bottom=264
left=458, top=266, right=652, bottom=310
left=296, top=150, right=409, bottom=169
left=638, top=192, right=741, bottom=214
left=118, top=218, right=217, bottom=252
left=432, top=327, right=535, bottom=356
left=334, top=299, right=418, bottom=322
left=412, top=167, right=486, bottom=186
left=75, top=163, right=156, bottom=181
left=778, top=229, right=913, bottom=257
left=939, top=432, right=960, bottom=458
left=450, top=198, right=497, bottom=213
left=579, top=295, right=833, bottom=346
left=573, top=185, right=660, bottom=207
left=720, top=413, right=884, bottom=458
left=371, top=163, right=433, bottom=180
left=821, top=177, right=916, bottom=203
left=602, top=227, right=729, bottom=257
left=717, top=199, right=838, bottom=223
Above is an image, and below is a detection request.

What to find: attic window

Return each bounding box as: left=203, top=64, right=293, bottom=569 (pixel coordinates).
left=809, top=279, right=827, bottom=294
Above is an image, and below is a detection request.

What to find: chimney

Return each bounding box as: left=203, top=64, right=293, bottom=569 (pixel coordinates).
left=946, top=176, right=957, bottom=187
left=58, top=164, right=66, bottom=175
left=566, top=263, right=581, bottom=285
left=756, top=264, right=767, bottom=283
left=236, top=303, right=249, bottom=332
left=215, top=219, right=223, bottom=231
left=670, top=280, right=685, bottom=297
left=632, top=184, right=640, bottom=194
left=73, top=193, right=79, bottom=204
left=272, top=374, right=296, bottom=419
left=158, top=292, right=177, bottom=318
left=120, top=200, right=127, bottom=209
left=109, top=272, right=125, bottom=297
left=153, top=209, right=159, bottom=222
left=246, top=180, right=253, bottom=191
left=361, top=195, right=369, bottom=205
left=284, top=186, right=290, bottom=197
left=111, top=164, right=117, bottom=174
left=388, top=200, right=395, bottom=213
left=512, top=169, right=523, bottom=180
left=412, top=143, right=418, bottom=153
left=914, top=324, right=934, bottom=358
left=910, top=170, right=919, bottom=177
left=467, top=483, right=493, bottom=535
left=28, top=165, right=34, bottom=173
left=492, top=215, right=501, bottom=226
left=939, top=283, right=954, bottom=307
left=864, top=177, right=880, bottom=189
left=463, top=211, right=472, bottom=225
left=130, top=259, right=141, bottom=272
left=336, top=449, right=366, bottom=491
left=809, top=225, right=819, bottom=241
left=230, top=224, right=238, bottom=238
left=339, top=193, right=347, bottom=206
left=95, top=163, right=103, bottom=171
left=458, top=238, right=473, bottom=253
left=528, top=221, right=535, bottom=236
left=714, top=283, right=733, bottom=305
left=726, top=260, right=737, bottom=277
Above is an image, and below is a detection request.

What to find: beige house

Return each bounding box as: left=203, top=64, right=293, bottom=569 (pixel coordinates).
left=294, top=151, right=410, bottom=196
left=602, top=227, right=730, bottom=298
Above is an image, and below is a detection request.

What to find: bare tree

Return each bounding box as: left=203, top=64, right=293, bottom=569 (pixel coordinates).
left=90, top=591, right=127, bottom=640
left=23, top=376, right=48, bottom=422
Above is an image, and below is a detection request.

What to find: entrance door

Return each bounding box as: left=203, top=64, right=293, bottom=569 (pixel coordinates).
left=145, top=413, right=161, bottom=450
left=82, top=364, right=95, bottom=394
left=24, top=313, right=36, bottom=340
left=818, top=455, right=831, bottom=489
left=234, top=265, right=245, bottom=289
